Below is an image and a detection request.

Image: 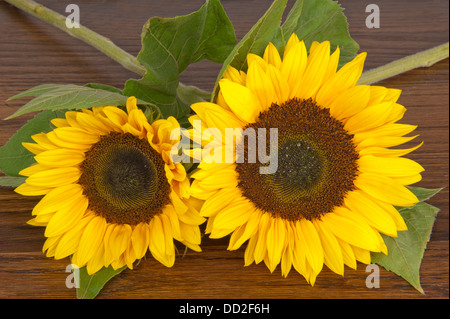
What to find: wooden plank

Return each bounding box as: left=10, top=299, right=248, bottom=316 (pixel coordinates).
left=0, top=0, right=448, bottom=299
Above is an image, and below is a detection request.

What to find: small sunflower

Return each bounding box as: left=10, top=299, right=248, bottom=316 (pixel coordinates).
left=189, top=34, right=424, bottom=285
left=15, top=97, right=205, bottom=275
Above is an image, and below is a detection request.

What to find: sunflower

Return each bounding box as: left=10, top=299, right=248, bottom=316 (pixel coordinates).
left=189, top=34, right=424, bottom=285
left=15, top=97, right=205, bottom=275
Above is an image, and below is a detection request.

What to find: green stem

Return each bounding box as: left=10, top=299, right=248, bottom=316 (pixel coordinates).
left=4, top=0, right=146, bottom=76
left=6, top=0, right=448, bottom=89
left=358, top=42, right=449, bottom=85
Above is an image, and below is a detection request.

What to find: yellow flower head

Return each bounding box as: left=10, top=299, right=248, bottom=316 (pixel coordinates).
left=189, top=34, right=424, bottom=285
left=16, top=97, right=205, bottom=275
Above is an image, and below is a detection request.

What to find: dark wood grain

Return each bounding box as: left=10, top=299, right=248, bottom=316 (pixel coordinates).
left=0, top=0, right=448, bottom=299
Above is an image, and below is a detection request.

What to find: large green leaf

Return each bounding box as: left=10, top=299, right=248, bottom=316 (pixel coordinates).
left=76, top=265, right=126, bottom=299
left=123, top=0, right=235, bottom=119
left=5, top=84, right=159, bottom=120
left=0, top=176, right=26, bottom=187
left=211, top=0, right=359, bottom=101
left=211, top=0, right=288, bottom=101
left=0, top=110, right=65, bottom=176
left=280, top=0, right=359, bottom=67
left=371, top=187, right=442, bottom=294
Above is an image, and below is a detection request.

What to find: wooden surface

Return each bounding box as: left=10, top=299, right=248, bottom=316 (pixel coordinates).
left=0, top=0, right=448, bottom=299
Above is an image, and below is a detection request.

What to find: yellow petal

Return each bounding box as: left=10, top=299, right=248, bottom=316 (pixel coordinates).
left=126, top=96, right=138, bottom=113
left=336, top=238, right=357, bottom=270
left=358, top=142, right=423, bottom=158
left=108, top=224, right=132, bottom=261
left=244, top=234, right=258, bottom=266
left=323, top=46, right=340, bottom=82
left=54, top=215, right=94, bottom=259
left=102, top=106, right=129, bottom=128
left=223, top=65, right=246, bottom=85
left=193, top=167, right=238, bottom=190
left=316, top=52, right=366, bottom=107
left=22, top=142, right=47, bottom=155
left=246, top=61, right=277, bottom=110
left=51, top=118, right=70, bottom=128
left=164, top=205, right=182, bottom=241
left=313, top=220, right=344, bottom=276
left=344, top=190, right=398, bottom=237
left=280, top=40, right=308, bottom=99
left=326, top=206, right=384, bottom=251
left=75, top=112, right=112, bottom=134
left=266, top=64, right=290, bottom=104
left=34, top=148, right=85, bottom=167
left=19, top=163, right=49, bottom=176
left=31, top=132, right=58, bottom=150
left=356, top=135, right=419, bottom=150
left=200, top=187, right=243, bottom=217
left=131, top=223, right=149, bottom=260
left=344, top=101, right=395, bottom=133
left=44, top=194, right=88, bottom=237
left=253, top=213, right=271, bottom=264
left=46, top=131, right=92, bottom=150
left=160, top=214, right=175, bottom=266
left=283, top=33, right=300, bottom=56
left=179, top=221, right=202, bottom=248
left=32, top=184, right=83, bottom=216
left=25, top=167, right=81, bottom=188
left=228, top=209, right=260, bottom=250
left=148, top=215, right=166, bottom=263
left=328, top=85, right=371, bottom=120
left=353, top=124, right=417, bottom=145
left=352, top=245, right=371, bottom=264
left=52, top=127, right=100, bottom=145
left=87, top=244, right=106, bottom=275
left=15, top=183, right=51, bottom=196
left=191, top=102, right=245, bottom=134
left=355, top=172, right=419, bottom=207
left=372, top=197, right=408, bottom=231
left=266, top=217, right=286, bottom=272
left=296, top=41, right=330, bottom=99
left=219, top=79, right=262, bottom=123
left=211, top=200, right=253, bottom=237
left=358, top=155, right=424, bottom=177
left=76, top=216, right=107, bottom=267
left=297, top=219, right=324, bottom=276
left=263, top=42, right=282, bottom=68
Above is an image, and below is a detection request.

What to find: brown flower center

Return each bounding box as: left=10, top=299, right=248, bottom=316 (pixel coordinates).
left=236, top=98, right=359, bottom=221
left=79, top=132, right=171, bottom=225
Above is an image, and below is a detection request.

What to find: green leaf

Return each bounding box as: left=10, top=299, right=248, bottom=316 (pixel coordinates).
left=280, top=0, right=359, bottom=68
left=5, top=84, right=157, bottom=120
left=0, top=176, right=26, bottom=187
left=371, top=187, right=442, bottom=294
left=0, top=110, right=65, bottom=176
left=7, top=84, right=67, bottom=102
left=211, top=0, right=288, bottom=101
left=123, top=0, right=236, bottom=119
left=76, top=265, right=126, bottom=299
left=407, top=186, right=444, bottom=202
left=211, top=0, right=360, bottom=101
left=84, top=83, right=123, bottom=94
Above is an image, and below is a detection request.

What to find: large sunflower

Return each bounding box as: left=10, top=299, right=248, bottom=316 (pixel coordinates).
left=189, top=34, right=424, bottom=285
left=15, top=97, right=205, bottom=274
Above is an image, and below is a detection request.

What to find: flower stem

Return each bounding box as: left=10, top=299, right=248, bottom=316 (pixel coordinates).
left=6, top=0, right=449, bottom=89
left=358, top=42, right=449, bottom=85
left=4, top=0, right=146, bottom=76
